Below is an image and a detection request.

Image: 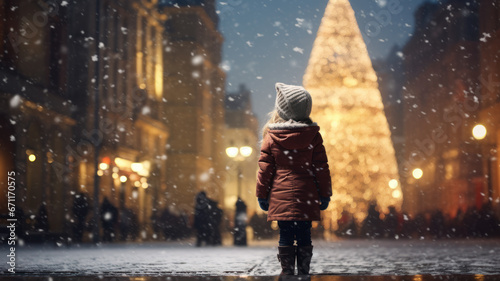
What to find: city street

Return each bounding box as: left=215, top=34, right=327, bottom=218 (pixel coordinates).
left=2, top=239, right=500, bottom=278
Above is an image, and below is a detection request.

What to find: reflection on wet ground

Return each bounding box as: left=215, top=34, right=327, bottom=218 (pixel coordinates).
left=1, top=275, right=500, bottom=281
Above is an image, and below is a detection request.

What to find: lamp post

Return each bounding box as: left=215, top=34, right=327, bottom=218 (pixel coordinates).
left=92, top=0, right=102, bottom=244
left=225, top=145, right=253, bottom=246
left=472, top=124, right=493, bottom=203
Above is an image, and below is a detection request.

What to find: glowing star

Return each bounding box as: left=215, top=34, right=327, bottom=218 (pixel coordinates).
left=303, top=0, right=401, bottom=230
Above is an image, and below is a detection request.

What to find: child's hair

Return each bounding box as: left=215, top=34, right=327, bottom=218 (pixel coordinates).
left=261, top=109, right=313, bottom=139
left=262, top=110, right=285, bottom=139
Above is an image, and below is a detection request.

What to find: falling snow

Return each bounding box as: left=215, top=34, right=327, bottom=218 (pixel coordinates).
left=9, top=95, right=22, bottom=108
left=293, top=47, right=304, bottom=54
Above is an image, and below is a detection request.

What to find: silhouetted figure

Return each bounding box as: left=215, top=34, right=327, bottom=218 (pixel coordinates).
left=384, top=206, right=399, bottom=239
left=400, top=212, right=413, bottom=239
left=336, top=210, right=357, bottom=237
left=414, top=213, right=428, bottom=238
left=194, top=191, right=211, bottom=246
left=34, top=204, right=49, bottom=233
left=430, top=210, right=445, bottom=239
left=478, top=202, right=499, bottom=237
left=208, top=199, right=223, bottom=245
left=100, top=197, right=118, bottom=242
left=463, top=207, right=480, bottom=237
left=361, top=202, right=383, bottom=238
left=234, top=198, right=247, bottom=246
left=72, top=193, right=89, bottom=243
left=119, top=207, right=136, bottom=241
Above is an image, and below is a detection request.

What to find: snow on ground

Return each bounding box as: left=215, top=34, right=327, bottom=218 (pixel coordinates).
left=1, top=239, right=500, bottom=276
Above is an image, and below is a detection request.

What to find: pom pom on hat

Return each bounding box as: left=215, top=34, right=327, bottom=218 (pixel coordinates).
left=275, top=82, right=312, bottom=121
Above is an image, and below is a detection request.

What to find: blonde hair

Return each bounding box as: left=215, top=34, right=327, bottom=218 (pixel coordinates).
left=261, top=110, right=285, bottom=139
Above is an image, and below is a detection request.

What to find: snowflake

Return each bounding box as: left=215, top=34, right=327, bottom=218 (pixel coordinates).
left=9, top=95, right=22, bottom=108
left=293, top=47, right=304, bottom=54
left=191, top=55, right=204, bottom=65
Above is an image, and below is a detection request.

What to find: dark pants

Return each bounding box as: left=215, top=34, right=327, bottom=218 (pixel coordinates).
left=278, top=221, right=312, bottom=246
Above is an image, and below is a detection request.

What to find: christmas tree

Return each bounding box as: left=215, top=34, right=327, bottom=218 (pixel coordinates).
left=303, top=0, right=401, bottom=231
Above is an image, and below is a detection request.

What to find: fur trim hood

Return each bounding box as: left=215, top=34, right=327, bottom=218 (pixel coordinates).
left=268, top=120, right=318, bottom=130
left=267, top=121, right=320, bottom=150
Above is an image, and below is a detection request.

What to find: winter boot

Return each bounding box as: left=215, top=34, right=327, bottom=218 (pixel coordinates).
left=277, top=246, right=296, bottom=275
left=296, top=245, right=313, bottom=275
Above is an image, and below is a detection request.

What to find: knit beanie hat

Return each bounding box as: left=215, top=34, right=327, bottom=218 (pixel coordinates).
left=275, top=82, right=312, bottom=121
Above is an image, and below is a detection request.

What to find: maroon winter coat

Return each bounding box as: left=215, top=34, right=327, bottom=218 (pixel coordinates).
left=256, top=122, right=332, bottom=221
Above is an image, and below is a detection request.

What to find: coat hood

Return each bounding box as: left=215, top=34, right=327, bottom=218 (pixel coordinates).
left=268, top=121, right=319, bottom=150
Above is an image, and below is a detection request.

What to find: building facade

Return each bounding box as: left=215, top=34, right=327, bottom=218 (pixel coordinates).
left=478, top=0, right=500, bottom=217
left=0, top=0, right=226, bottom=241
left=161, top=0, right=227, bottom=214
left=1, top=0, right=79, bottom=236
left=401, top=0, right=485, bottom=216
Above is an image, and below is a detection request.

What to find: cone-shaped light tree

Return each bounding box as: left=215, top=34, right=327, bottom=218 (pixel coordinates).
left=303, top=0, right=402, bottom=231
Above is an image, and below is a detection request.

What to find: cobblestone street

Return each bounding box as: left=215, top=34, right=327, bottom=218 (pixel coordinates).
left=2, top=239, right=500, bottom=277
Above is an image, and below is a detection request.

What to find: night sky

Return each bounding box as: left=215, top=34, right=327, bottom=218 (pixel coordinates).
left=218, top=0, right=429, bottom=125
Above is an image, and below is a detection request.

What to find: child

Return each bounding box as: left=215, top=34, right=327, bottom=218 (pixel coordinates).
left=256, top=83, right=332, bottom=276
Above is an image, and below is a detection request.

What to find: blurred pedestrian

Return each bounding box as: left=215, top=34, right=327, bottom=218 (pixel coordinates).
left=119, top=207, right=135, bottom=241
left=194, top=191, right=211, bottom=246
left=72, top=192, right=89, bottom=243
left=336, top=210, right=357, bottom=237
left=361, top=202, right=383, bottom=238
left=384, top=206, right=399, bottom=239
left=34, top=204, right=49, bottom=233
left=234, top=198, right=247, bottom=246
left=430, top=210, right=445, bottom=239
left=208, top=199, right=223, bottom=245
left=256, top=83, right=332, bottom=276
left=100, top=197, right=118, bottom=242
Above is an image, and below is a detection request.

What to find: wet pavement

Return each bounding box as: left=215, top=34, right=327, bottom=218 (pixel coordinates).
left=2, top=239, right=500, bottom=279
left=2, top=275, right=500, bottom=281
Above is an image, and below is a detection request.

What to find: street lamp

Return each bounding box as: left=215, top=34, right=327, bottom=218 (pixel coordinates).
left=472, top=124, right=493, bottom=204
left=226, top=146, right=253, bottom=197
left=412, top=168, right=423, bottom=180
left=226, top=144, right=253, bottom=246
left=472, top=124, right=487, bottom=140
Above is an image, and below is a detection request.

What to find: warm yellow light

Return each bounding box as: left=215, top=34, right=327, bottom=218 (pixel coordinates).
left=141, top=182, right=148, bottom=189
left=112, top=173, right=119, bottom=179
left=343, top=77, right=358, bottom=87
left=139, top=83, right=146, bottom=90
left=412, top=168, right=423, bottom=179
left=472, top=124, right=487, bottom=140
left=134, top=181, right=141, bottom=187
left=240, top=146, right=253, bottom=157
left=46, top=152, right=54, bottom=164
left=388, top=179, right=399, bottom=189
left=226, top=147, right=239, bottom=158
left=392, top=190, right=402, bottom=199
left=28, top=154, right=36, bottom=162
left=120, top=175, right=128, bottom=183
left=131, top=163, right=143, bottom=173
left=115, top=157, right=132, bottom=170
left=302, top=0, right=402, bottom=229
left=155, top=63, right=163, bottom=99
left=97, top=170, right=104, bottom=177
left=99, top=163, right=109, bottom=170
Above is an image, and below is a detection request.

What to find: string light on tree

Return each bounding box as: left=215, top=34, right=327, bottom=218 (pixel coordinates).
left=303, top=0, right=401, bottom=229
